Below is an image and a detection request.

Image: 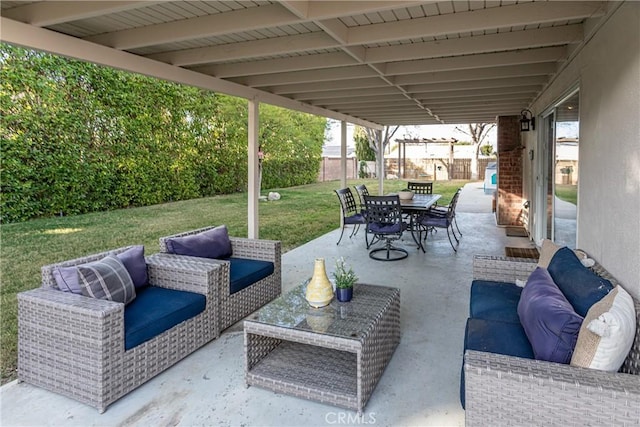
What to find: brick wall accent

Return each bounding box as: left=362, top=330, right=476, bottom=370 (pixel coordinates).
left=496, top=116, right=524, bottom=225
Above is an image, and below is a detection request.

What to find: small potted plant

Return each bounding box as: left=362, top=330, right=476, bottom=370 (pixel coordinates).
left=332, top=257, right=358, bottom=302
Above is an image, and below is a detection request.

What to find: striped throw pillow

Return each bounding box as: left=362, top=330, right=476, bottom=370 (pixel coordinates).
left=77, top=255, right=136, bottom=304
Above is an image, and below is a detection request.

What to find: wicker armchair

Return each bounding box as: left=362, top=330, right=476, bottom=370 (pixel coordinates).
left=18, top=246, right=222, bottom=413
left=465, top=255, right=640, bottom=426
left=159, top=226, right=282, bottom=331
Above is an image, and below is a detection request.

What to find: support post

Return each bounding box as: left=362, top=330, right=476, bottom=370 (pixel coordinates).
left=340, top=120, right=347, bottom=189
left=248, top=100, right=259, bottom=239
left=377, top=129, right=384, bottom=195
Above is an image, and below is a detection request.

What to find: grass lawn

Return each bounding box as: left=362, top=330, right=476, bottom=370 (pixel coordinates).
left=0, top=179, right=467, bottom=384
left=555, top=184, right=578, bottom=206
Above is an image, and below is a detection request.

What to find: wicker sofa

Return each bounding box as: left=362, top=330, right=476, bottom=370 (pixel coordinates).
left=464, top=254, right=640, bottom=426
left=18, top=246, right=223, bottom=413
left=158, top=226, right=282, bottom=332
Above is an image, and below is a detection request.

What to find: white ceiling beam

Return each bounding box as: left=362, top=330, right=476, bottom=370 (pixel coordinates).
left=366, top=25, right=584, bottom=63
left=281, top=1, right=430, bottom=20
left=421, top=94, right=534, bottom=106
left=316, top=96, right=413, bottom=107
left=1, top=1, right=151, bottom=27
left=404, top=76, right=548, bottom=93
left=393, top=63, right=557, bottom=85
left=428, top=103, right=526, bottom=113
left=416, top=86, right=543, bottom=99
left=335, top=106, right=424, bottom=115
left=0, top=17, right=383, bottom=130
left=349, top=1, right=603, bottom=45
left=232, top=65, right=378, bottom=87
left=270, top=77, right=388, bottom=95
left=193, top=52, right=357, bottom=78
left=316, top=18, right=368, bottom=64
left=84, top=3, right=298, bottom=50
left=384, top=46, right=567, bottom=76
left=293, top=87, right=402, bottom=101
left=148, top=32, right=338, bottom=66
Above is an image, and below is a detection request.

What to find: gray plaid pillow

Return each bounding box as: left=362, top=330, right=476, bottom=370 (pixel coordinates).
left=77, top=255, right=136, bottom=304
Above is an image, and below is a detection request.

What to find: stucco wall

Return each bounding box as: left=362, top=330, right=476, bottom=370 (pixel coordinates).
left=523, top=2, right=640, bottom=299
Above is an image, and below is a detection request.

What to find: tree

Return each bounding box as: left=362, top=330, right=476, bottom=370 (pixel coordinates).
left=455, top=123, right=496, bottom=180
left=355, top=125, right=400, bottom=191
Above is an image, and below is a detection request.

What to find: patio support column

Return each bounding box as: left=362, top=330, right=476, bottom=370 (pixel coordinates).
left=248, top=99, right=259, bottom=239
left=376, top=129, right=384, bottom=195
left=340, top=120, right=347, bottom=188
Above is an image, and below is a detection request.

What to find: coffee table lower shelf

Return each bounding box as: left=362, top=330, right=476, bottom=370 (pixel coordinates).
left=246, top=341, right=359, bottom=411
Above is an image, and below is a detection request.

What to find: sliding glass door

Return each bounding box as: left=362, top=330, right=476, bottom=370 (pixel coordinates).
left=535, top=91, right=579, bottom=248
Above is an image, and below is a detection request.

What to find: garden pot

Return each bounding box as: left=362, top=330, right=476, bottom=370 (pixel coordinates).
left=335, top=287, right=353, bottom=302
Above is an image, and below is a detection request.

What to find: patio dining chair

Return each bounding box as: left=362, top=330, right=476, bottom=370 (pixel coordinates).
left=416, top=189, right=462, bottom=252
left=353, top=183, right=369, bottom=212
left=429, top=187, right=463, bottom=238
left=407, top=181, right=433, bottom=195
left=364, top=195, right=408, bottom=261
left=335, top=187, right=367, bottom=246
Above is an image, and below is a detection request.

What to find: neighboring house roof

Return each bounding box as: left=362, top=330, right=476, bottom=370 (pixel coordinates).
left=322, top=145, right=356, bottom=158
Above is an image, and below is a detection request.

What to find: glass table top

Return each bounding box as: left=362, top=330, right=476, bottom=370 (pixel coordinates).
left=246, top=280, right=398, bottom=340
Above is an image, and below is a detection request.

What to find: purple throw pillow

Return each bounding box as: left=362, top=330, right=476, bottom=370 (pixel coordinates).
left=166, top=225, right=233, bottom=259
left=115, top=245, right=148, bottom=289
left=517, top=267, right=584, bottom=364
left=52, top=266, right=82, bottom=294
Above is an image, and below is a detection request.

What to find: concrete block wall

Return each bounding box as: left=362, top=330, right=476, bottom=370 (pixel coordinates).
left=496, top=116, right=524, bottom=225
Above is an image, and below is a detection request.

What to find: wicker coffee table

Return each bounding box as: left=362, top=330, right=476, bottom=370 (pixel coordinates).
left=244, top=282, right=400, bottom=414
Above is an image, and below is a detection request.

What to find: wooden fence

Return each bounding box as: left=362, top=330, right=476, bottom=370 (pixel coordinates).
left=318, top=157, right=496, bottom=181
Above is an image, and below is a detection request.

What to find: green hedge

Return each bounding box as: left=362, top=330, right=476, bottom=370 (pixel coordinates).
left=0, top=44, right=326, bottom=223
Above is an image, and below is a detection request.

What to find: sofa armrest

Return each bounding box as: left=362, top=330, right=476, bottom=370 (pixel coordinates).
left=229, top=237, right=281, bottom=263
left=464, top=350, right=640, bottom=426
left=473, top=255, right=537, bottom=283
left=145, top=254, right=225, bottom=302
left=18, top=288, right=124, bottom=377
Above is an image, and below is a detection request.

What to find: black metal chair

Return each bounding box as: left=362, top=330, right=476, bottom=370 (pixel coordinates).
left=429, top=187, right=462, bottom=238
left=364, top=195, right=408, bottom=261
left=416, top=188, right=462, bottom=252
left=407, top=181, right=433, bottom=195
left=353, top=183, right=369, bottom=212
left=334, top=187, right=367, bottom=245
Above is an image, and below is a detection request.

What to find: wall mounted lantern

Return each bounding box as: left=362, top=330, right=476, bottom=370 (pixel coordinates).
left=520, top=109, right=535, bottom=132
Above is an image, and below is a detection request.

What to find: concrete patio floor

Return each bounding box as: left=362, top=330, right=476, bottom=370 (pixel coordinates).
left=0, top=183, right=535, bottom=427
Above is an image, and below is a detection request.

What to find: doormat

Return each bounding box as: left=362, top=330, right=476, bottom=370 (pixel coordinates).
left=505, top=247, right=540, bottom=259
left=505, top=226, right=528, bottom=237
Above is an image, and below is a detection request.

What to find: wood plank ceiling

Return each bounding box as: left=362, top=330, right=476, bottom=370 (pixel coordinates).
left=1, top=1, right=607, bottom=126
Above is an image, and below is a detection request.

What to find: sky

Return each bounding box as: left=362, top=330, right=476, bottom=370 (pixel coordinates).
left=325, top=119, right=498, bottom=148
left=325, top=119, right=579, bottom=149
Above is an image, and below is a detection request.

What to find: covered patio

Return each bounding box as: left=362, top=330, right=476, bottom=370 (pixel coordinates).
left=1, top=184, right=528, bottom=426
left=1, top=1, right=639, bottom=425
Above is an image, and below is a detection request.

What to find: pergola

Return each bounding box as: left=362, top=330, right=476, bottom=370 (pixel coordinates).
left=0, top=0, right=612, bottom=237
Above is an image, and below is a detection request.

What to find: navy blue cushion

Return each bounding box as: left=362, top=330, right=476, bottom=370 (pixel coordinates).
left=421, top=216, right=450, bottom=228
left=547, top=247, right=613, bottom=317
left=461, top=317, right=534, bottom=408
left=124, top=286, right=206, bottom=350
left=344, top=213, right=365, bottom=224
left=228, top=257, right=274, bottom=295
left=369, top=222, right=402, bottom=233
left=517, top=267, right=583, bottom=364
left=470, top=280, right=522, bottom=323
left=165, top=225, right=233, bottom=259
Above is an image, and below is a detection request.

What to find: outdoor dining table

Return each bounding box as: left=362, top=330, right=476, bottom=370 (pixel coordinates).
left=399, top=193, right=441, bottom=211
left=398, top=193, right=441, bottom=251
